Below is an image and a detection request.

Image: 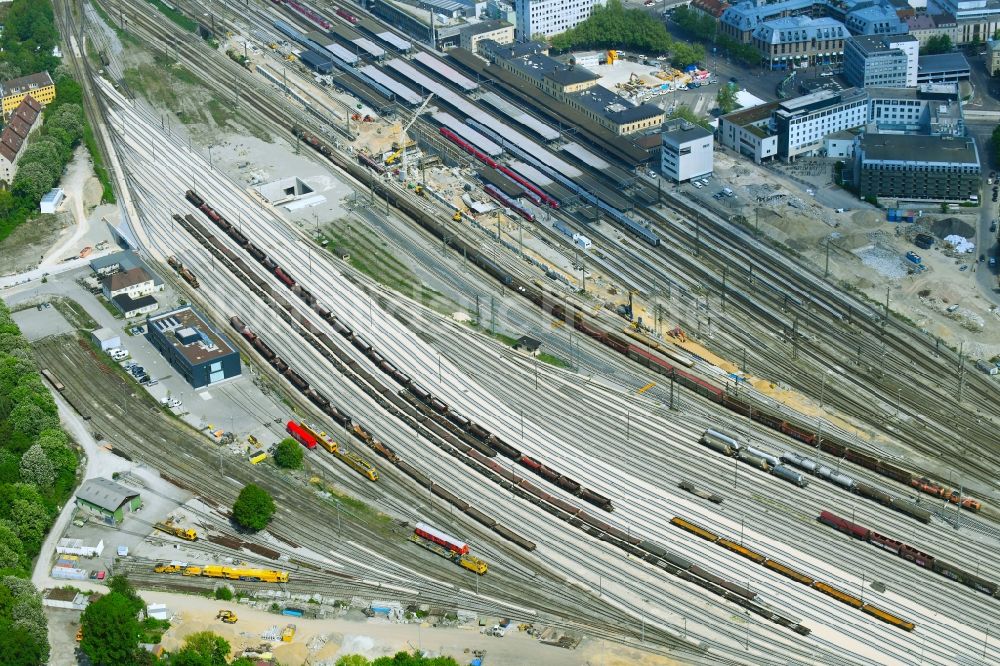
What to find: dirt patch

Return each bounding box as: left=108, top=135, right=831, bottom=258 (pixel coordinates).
left=930, top=217, right=976, bottom=239
left=0, top=213, right=70, bottom=275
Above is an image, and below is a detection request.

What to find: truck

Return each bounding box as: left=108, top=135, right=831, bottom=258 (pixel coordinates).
left=155, top=519, right=198, bottom=541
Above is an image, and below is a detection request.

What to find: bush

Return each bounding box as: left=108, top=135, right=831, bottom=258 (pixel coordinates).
left=214, top=587, right=233, bottom=601
left=273, top=438, right=303, bottom=469
left=232, top=484, right=275, bottom=532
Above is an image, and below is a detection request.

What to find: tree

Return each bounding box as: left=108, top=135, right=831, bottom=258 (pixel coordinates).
left=19, top=444, right=54, bottom=488
left=670, top=42, right=705, bottom=69
left=107, top=574, right=145, bottom=616
left=273, top=438, right=303, bottom=469
left=716, top=84, right=739, bottom=114
left=666, top=106, right=713, bottom=131
left=551, top=0, right=673, bottom=53
left=0, top=523, right=23, bottom=572
left=80, top=592, right=142, bottom=666
left=921, top=34, right=952, bottom=55
left=11, top=161, right=54, bottom=204
left=337, top=656, right=371, bottom=666
left=231, top=484, right=275, bottom=532
left=165, top=631, right=231, bottom=666
left=0, top=624, right=44, bottom=666
left=673, top=6, right=717, bottom=42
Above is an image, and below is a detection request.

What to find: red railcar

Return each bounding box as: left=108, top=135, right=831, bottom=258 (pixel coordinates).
left=415, top=521, right=469, bottom=554
left=274, top=267, right=295, bottom=287
left=870, top=531, right=904, bottom=555
left=817, top=510, right=870, bottom=540
left=439, top=127, right=498, bottom=168
left=286, top=420, right=317, bottom=449
left=336, top=8, right=358, bottom=23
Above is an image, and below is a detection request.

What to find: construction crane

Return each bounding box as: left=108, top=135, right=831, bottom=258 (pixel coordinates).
left=397, top=93, right=434, bottom=180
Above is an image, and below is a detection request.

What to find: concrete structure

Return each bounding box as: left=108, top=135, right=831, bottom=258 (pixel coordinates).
left=147, top=307, right=242, bottom=389
left=718, top=101, right=782, bottom=163
left=40, top=187, right=65, bottom=214
left=460, top=20, right=514, bottom=53
left=484, top=43, right=663, bottom=134
left=57, top=538, right=105, bottom=558
left=90, top=327, right=122, bottom=351
left=844, top=34, right=919, bottom=88
left=720, top=84, right=964, bottom=162
left=990, top=38, right=1000, bottom=75
left=42, top=589, right=90, bottom=611
left=0, top=95, right=43, bottom=184
left=854, top=133, right=980, bottom=201
left=660, top=121, right=715, bottom=182
left=514, top=0, right=605, bottom=40
left=752, top=16, right=848, bottom=70
left=1, top=72, right=55, bottom=119
left=75, top=478, right=141, bottom=526
left=824, top=130, right=860, bottom=157
left=916, top=53, right=971, bottom=84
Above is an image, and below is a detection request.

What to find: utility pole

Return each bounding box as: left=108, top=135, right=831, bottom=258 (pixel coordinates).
left=957, top=341, right=966, bottom=403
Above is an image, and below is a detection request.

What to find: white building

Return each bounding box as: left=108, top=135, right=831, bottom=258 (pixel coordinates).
left=40, top=187, right=64, bottom=213
left=660, top=121, right=714, bottom=183
left=514, top=0, right=605, bottom=40
left=773, top=88, right=869, bottom=160
left=844, top=34, right=919, bottom=89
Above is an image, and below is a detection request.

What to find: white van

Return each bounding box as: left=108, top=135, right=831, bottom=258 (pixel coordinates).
left=110, top=348, right=129, bottom=361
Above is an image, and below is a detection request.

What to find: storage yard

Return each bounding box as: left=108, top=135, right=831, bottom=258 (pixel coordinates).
left=6, top=0, right=997, bottom=664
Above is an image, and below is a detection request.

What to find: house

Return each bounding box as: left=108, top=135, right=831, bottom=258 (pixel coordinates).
left=75, top=478, right=141, bottom=526
left=102, top=266, right=162, bottom=316
left=0, top=95, right=43, bottom=183
left=0, top=71, right=55, bottom=118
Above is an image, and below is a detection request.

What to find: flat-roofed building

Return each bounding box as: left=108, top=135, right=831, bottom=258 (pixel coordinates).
left=854, top=133, right=979, bottom=201
left=514, top=0, right=605, bottom=40
left=844, top=34, right=919, bottom=88
left=660, top=121, right=715, bottom=182
left=916, top=52, right=970, bottom=84
left=147, top=307, right=242, bottom=388
left=718, top=101, right=782, bottom=163
left=460, top=20, right=514, bottom=54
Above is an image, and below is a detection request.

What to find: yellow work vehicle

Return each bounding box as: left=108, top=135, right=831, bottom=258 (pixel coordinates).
left=155, top=519, right=197, bottom=541
left=153, top=562, right=184, bottom=574
left=216, top=610, right=238, bottom=624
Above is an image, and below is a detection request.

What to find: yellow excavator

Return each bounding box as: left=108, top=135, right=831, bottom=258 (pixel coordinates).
left=217, top=610, right=238, bottom=624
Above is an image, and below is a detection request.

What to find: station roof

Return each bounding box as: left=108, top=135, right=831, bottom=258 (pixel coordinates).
left=414, top=52, right=478, bottom=91
left=376, top=31, right=411, bottom=51
left=360, top=66, right=421, bottom=104
left=479, top=91, right=560, bottom=141
left=432, top=111, right=503, bottom=156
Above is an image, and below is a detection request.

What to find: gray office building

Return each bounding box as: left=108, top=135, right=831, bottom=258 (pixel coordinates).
left=146, top=307, right=242, bottom=388
left=854, top=133, right=979, bottom=202
left=844, top=34, right=918, bottom=89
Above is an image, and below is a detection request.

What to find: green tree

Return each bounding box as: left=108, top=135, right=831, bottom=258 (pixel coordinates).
left=551, top=0, right=673, bottom=53
left=165, top=631, right=231, bottom=666
left=667, top=106, right=714, bottom=131
left=921, top=34, right=953, bottom=55
left=11, top=161, right=54, bottom=204
left=337, top=656, right=371, bottom=666
left=0, top=523, right=24, bottom=572
left=0, top=623, right=44, bottom=666
left=273, top=438, right=303, bottom=469
left=673, top=6, right=717, bottom=41
left=716, top=84, right=739, bottom=114
left=107, top=575, right=145, bottom=616
left=80, top=592, right=142, bottom=666
left=19, top=444, right=54, bottom=488
left=231, top=483, right=275, bottom=532
left=671, top=42, right=705, bottom=69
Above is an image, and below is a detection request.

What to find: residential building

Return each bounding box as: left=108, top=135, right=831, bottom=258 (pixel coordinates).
left=752, top=16, right=848, bottom=69
left=147, top=307, right=242, bottom=388
left=690, top=0, right=732, bottom=19
left=718, top=101, right=782, bottom=163
left=460, top=20, right=514, bottom=53
left=660, top=121, right=715, bottom=182
left=0, top=71, right=55, bottom=118
left=0, top=95, right=43, bottom=183
left=113, top=294, right=159, bottom=318
left=844, top=34, right=919, bottom=88
left=989, top=38, right=1000, bottom=75
left=484, top=43, right=663, bottom=134
left=514, top=0, right=605, bottom=40
left=853, top=133, right=979, bottom=201
left=75, top=478, right=141, bottom=526
left=102, top=267, right=157, bottom=301
left=916, top=52, right=970, bottom=83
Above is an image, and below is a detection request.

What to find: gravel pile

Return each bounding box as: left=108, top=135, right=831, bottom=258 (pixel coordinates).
left=854, top=242, right=908, bottom=278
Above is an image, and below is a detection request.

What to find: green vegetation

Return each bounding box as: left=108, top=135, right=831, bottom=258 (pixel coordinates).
left=232, top=483, right=275, bottom=532
left=49, top=296, right=100, bottom=331
left=146, top=0, right=198, bottom=33
left=273, top=438, right=303, bottom=469
left=538, top=352, right=571, bottom=368
left=80, top=576, right=145, bottom=666
left=716, top=84, right=738, bottom=114
left=921, top=34, right=953, bottom=55
left=214, top=586, right=233, bottom=601
left=672, top=6, right=761, bottom=66
left=551, top=0, right=704, bottom=67
left=91, top=0, right=139, bottom=45
left=0, top=301, right=80, bottom=663
left=336, top=652, right=461, bottom=666
left=0, top=0, right=60, bottom=79
left=666, top=106, right=713, bottom=131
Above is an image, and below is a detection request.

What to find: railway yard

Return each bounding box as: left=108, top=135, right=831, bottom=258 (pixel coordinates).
left=2, top=0, right=998, bottom=664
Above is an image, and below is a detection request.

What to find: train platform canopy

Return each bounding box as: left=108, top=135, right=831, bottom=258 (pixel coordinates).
left=479, top=120, right=582, bottom=179
left=324, top=43, right=359, bottom=65
left=561, top=142, right=610, bottom=171
left=305, top=30, right=333, bottom=47
left=385, top=58, right=489, bottom=122
left=432, top=111, right=503, bottom=157
left=479, top=92, right=559, bottom=141
left=507, top=159, right=553, bottom=186
left=300, top=50, right=334, bottom=74
left=376, top=31, right=411, bottom=52
left=352, top=37, right=385, bottom=58
left=361, top=66, right=422, bottom=105
left=414, top=52, right=478, bottom=91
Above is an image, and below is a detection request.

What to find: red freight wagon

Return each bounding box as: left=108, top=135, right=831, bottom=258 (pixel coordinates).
left=414, top=522, right=469, bottom=555
left=286, top=420, right=317, bottom=449
left=818, top=511, right=871, bottom=540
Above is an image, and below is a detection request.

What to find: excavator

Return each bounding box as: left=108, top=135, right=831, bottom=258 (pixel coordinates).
left=217, top=610, right=238, bottom=624
left=154, top=519, right=198, bottom=541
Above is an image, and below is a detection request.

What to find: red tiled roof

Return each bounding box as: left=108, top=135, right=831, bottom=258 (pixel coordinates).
left=691, top=0, right=731, bottom=18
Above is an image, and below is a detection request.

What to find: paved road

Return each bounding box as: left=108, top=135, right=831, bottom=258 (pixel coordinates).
left=965, top=122, right=1000, bottom=306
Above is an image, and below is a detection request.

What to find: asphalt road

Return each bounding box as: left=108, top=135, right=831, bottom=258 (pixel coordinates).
left=965, top=121, right=1000, bottom=306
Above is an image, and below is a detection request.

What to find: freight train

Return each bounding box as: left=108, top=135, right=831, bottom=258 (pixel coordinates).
left=819, top=510, right=998, bottom=597
left=699, top=429, right=809, bottom=488
left=296, top=421, right=379, bottom=481
left=180, top=191, right=812, bottom=638
left=671, top=517, right=915, bottom=632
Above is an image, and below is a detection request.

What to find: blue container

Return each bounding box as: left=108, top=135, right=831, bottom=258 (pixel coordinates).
left=282, top=608, right=304, bottom=617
